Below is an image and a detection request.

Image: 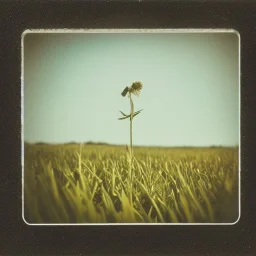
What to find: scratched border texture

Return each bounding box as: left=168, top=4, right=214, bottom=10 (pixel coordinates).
left=0, top=1, right=255, bottom=256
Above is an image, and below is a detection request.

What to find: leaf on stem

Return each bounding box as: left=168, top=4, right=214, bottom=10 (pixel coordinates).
left=134, top=109, right=143, bottom=116
left=119, top=110, right=129, bottom=117
left=118, top=115, right=130, bottom=120
left=118, top=109, right=143, bottom=121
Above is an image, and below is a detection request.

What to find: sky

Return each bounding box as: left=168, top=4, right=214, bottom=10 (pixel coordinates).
left=22, top=31, right=239, bottom=147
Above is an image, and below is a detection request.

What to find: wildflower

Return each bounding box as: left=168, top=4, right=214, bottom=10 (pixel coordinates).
left=129, top=81, right=143, bottom=96
left=121, top=81, right=143, bottom=97
left=118, top=80, right=143, bottom=205
left=118, top=80, right=143, bottom=151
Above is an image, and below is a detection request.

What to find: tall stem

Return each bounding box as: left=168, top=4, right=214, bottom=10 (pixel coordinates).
left=129, top=92, right=134, bottom=157
left=129, top=92, right=134, bottom=204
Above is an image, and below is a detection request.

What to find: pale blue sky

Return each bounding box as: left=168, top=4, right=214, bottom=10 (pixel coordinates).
left=23, top=32, right=239, bottom=146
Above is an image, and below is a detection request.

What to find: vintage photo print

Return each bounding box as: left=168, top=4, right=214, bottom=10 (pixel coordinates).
left=22, top=29, right=240, bottom=225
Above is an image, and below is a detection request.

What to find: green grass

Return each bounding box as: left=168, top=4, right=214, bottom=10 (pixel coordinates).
left=23, top=143, right=239, bottom=224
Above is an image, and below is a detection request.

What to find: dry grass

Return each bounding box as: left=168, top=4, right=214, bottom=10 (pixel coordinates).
left=24, top=143, right=239, bottom=224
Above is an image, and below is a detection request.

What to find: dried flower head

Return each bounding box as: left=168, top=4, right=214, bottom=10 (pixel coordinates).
left=129, top=81, right=143, bottom=96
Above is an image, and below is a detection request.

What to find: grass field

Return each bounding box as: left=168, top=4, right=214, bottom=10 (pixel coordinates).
left=23, top=143, right=239, bottom=224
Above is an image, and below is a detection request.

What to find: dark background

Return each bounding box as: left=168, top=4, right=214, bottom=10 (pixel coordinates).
left=0, top=1, right=255, bottom=255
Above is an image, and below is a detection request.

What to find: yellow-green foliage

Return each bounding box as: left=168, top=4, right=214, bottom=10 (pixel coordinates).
left=24, top=144, right=239, bottom=224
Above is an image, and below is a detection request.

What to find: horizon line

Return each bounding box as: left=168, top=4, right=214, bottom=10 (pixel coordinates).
left=24, top=141, right=239, bottom=148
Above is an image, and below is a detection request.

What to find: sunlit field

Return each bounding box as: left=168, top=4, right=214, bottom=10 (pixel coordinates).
left=23, top=143, right=239, bottom=224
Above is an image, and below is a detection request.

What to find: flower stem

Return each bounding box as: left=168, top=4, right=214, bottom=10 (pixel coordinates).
left=129, top=92, right=134, bottom=157
left=129, top=92, right=134, bottom=204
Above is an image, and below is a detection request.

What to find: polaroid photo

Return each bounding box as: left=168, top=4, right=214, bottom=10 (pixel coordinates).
left=21, top=29, right=240, bottom=225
